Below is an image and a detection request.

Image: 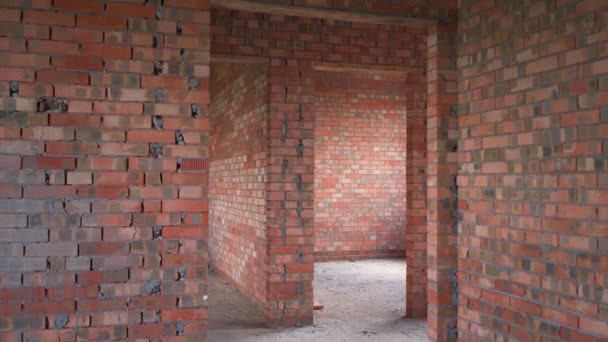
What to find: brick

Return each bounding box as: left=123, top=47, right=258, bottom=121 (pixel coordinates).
left=52, top=56, right=103, bottom=71
left=142, top=75, right=188, bottom=89
left=82, top=214, right=132, bottom=227
left=22, top=300, right=75, bottom=314
left=22, top=127, right=75, bottom=140
left=0, top=140, right=43, bottom=155
left=162, top=226, right=205, bottom=239
left=52, top=27, right=103, bottom=42
left=162, top=173, right=204, bottom=185
left=105, top=32, right=153, bottom=47
left=82, top=43, right=132, bottom=60
left=164, top=145, right=207, bottom=158
left=66, top=257, right=91, bottom=271
left=46, top=142, right=99, bottom=155
left=28, top=39, right=79, bottom=55
left=54, top=85, right=106, bottom=100
left=93, top=171, right=143, bottom=185
left=0, top=183, right=21, bottom=198
left=0, top=155, right=20, bottom=169
left=92, top=199, right=141, bottom=213
left=54, top=0, right=105, bottom=13
left=23, top=185, right=76, bottom=198
left=0, top=316, right=45, bottom=330
left=79, top=242, right=129, bottom=256
left=0, top=258, right=47, bottom=272
left=0, top=229, right=47, bottom=242
left=28, top=213, right=80, bottom=228
left=0, top=214, right=27, bottom=228
left=0, top=67, right=35, bottom=81
left=579, top=317, right=608, bottom=337
left=99, top=143, right=148, bottom=157
left=91, top=256, right=141, bottom=270
left=128, top=323, right=174, bottom=338
left=0, top=37, right=26, bottom=52
left=78, top=157, right=127, bottom=171
left=107, top=87, right=151, bottom=102
left=105, top=60, right=153, bottom=74
left=161, top=308, right=207, bottom=321
left=0, top=199, right=50, bottom=213
left=127, top=130, right=175, bottom=143
left=102, top=115, right=150, bottom=129
left=162, top=200, right=208, bottom=212
left=67, top=172, right=92, bottom=185
left=106, top=3, right=156, bottom=18
left=77, top=15, right=127, bottom=30
left=23, top=156, right=76, bottom=169
left=90, top=72, right=140, bottom=87
left=26, top=242, right=77, bottom=256
left=77, top=270, right=129, bottom=284
left=50, top=228, right=101, bottom=242
left=0, top=8, right=21, bottom=22
left=23, top=10, right=74, bottom=26
left=77, top=326, right=127, bottom=340
left=77, top=298, right=126, bottom=312
left=36, top=70, right=89, bottom=85
left=77, top=185, right=128, bottom=199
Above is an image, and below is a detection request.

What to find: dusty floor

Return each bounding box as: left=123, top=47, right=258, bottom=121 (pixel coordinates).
left=208, top=259, right=428, bottom=341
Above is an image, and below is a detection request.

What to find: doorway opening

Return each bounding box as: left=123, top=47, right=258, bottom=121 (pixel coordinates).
left=311, top=69, right=426, bottom=339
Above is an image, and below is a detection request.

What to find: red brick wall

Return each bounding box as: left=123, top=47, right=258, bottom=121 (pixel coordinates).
left=457, top=0, right=608, bottom=340
left=313, top=72, right=407, bottom=260
left=209, top=62, right=268, bottom=307
left=212, top=8, right=429, bottom=326
left=0, top=1, right=210, bottom=341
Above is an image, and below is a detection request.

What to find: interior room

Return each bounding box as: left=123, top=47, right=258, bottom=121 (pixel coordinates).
left=1, top=1, right=606, bottom=342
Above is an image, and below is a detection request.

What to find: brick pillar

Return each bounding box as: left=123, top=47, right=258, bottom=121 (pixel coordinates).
left=426, top=24, right=459, bottom=342
left=405, top=83, right=429, bottom=318
left=265, top=62, right=314, bottom=327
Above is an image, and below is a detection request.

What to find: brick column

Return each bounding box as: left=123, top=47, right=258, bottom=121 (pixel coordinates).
left=405, top=84, right=429, bottom=318
left=265, top=62, right=314, bottom=327
left=426, top=24, right=459, bottom=342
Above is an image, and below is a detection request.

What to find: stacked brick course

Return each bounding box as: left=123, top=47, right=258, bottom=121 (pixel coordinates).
left=0, top=0, right=210, bottom=340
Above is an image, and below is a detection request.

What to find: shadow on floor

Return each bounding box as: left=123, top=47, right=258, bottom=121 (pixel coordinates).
left=207, top=269, right=266, bottom=330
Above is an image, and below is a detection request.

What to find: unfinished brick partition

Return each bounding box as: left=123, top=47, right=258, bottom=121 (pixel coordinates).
left=314, top=72, right=408, bottom=261
left=209, top=61, right=269, bottom=307
left=1, top=0, right=608, bottom=341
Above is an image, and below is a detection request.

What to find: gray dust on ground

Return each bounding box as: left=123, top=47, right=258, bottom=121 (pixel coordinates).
left=208, top=259, right=428, bottom=342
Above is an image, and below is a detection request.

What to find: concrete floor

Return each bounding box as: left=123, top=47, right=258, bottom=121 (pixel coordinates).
left=208, top=259, right=428, bottom=342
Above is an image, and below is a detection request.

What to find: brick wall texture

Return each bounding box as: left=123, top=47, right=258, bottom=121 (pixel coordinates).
left=0, top=0, right=211, bottom=341
left=314, top=72, right=408, bottom=260
left=457, top=0, right=608, bottom=340
left=209, top=62, right=268, bottom=307
left=211, top=7, right=429, bottom=326
left=1, top=0, right=608, bottom=341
